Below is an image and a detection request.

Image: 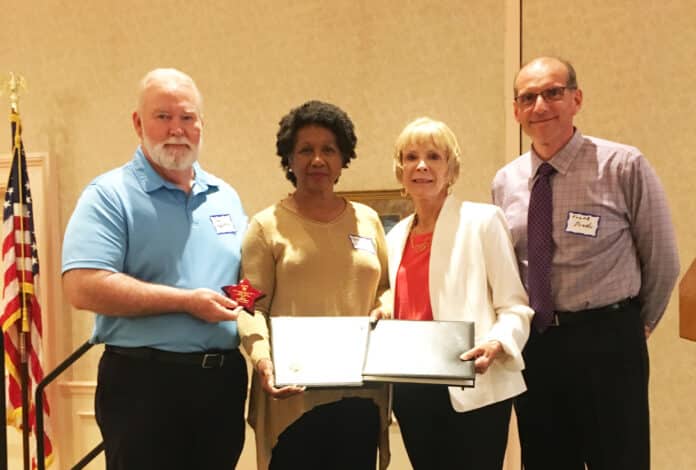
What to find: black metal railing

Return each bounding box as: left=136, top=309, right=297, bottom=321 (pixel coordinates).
left=35, top=340, right=104, bottom=470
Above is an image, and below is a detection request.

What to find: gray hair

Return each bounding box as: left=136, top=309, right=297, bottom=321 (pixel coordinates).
left=136, top=68, right=203, bottom=115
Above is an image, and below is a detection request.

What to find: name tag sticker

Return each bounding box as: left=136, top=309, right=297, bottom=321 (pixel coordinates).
left=210, top=214, right=237, bottom=234
left=565, top=211, right=600, bottom=237
left=349, top=234, right=376, bottom=254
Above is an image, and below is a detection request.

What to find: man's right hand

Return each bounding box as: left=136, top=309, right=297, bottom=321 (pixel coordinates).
left=187, top=288, right=243, bottom=323
left=256, top=358, right=305, bottom=399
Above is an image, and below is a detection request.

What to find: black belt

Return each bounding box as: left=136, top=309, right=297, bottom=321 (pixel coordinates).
left=550, top=297, right=637, bottom=327
left=105, top=345, right=236, bottom=368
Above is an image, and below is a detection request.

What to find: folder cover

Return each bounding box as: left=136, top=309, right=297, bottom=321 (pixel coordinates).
left=271, top=316, right=370, bottom=387
left=362, top=319, right=475, bottom=387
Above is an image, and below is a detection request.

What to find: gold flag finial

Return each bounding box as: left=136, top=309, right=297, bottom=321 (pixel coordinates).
left=2, top=72, right=27, bottom=113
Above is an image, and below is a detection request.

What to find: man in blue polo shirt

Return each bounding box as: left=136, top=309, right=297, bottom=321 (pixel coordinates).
left=62, top=68, right=248, bottom=470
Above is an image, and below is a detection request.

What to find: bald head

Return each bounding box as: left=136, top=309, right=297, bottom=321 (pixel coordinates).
left=515, top=57, right=578, bottom=95
left=136, top=68, right=203, bottom=115
left=512, top=56, right=582, bottom=159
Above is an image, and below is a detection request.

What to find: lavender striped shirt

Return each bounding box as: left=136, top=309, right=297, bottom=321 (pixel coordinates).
left=492, top=130, right=679, bottom=329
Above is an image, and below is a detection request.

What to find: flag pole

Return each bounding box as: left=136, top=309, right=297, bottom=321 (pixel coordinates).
left=0, top=73, right=21, bottom=470
left=3, top=74, right=53, bottom=470
left=14, top=110, right=31, bottom=470
left=5, top=73, right=30, bottom=470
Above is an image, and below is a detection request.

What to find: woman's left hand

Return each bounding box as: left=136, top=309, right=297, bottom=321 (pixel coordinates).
left=459, top=340, right=503, bottom=374
left=368, top=307, right=391, bottom=325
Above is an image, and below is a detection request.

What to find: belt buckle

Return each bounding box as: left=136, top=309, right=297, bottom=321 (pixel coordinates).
left=202, top=353, right=224, bottom=368
left=551, top=313, right=560, bottom=327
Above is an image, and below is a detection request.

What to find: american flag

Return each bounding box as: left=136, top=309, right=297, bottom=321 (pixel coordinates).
left=1, top=111, right=53, bottom=468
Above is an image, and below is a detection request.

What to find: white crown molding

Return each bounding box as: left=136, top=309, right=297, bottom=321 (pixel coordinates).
left=58, top=380, right=97, bottom=395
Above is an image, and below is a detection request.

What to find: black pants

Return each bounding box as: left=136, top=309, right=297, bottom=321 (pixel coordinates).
left=95, top=348, right=248, bottom=470
left=516, top=299, right=650, bottom=470
left=269, top=397, right=380, bottom=470
left=393, top=383, right=512, bottom=470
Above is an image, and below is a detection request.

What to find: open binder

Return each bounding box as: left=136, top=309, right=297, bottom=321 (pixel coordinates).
left=271, top=316, right=475, bottom=388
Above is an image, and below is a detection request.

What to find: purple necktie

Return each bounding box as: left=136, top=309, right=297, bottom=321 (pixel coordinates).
left=527, top=163, right=556, bottom=332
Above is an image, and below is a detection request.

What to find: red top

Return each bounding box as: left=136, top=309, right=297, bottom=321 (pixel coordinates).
left=394, top=231, right=434, bottom=321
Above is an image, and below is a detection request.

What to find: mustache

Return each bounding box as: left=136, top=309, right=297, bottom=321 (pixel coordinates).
left=160, top=138, right=193, bottom=148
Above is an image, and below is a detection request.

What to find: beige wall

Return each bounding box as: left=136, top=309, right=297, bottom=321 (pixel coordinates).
left=2, top=0, right=696, bottom=468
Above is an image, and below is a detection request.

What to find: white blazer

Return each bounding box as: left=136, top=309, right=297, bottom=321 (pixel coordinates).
left=386, top=195, right=533, bottom=412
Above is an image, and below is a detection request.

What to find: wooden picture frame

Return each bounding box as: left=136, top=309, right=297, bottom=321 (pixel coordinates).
left=338, top=189, right=413, bottom=233
left=679, top=258, right=696, bottom=342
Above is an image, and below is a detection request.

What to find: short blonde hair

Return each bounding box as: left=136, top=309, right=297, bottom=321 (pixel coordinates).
left=393, top=117, right=461, bottom=187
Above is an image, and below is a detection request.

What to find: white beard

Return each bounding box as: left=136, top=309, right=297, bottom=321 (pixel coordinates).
left=142, top=134, right=201, bottom=171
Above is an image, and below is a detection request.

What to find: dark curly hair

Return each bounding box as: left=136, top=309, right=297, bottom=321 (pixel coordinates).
left=276, top=100, right=357, bottom=187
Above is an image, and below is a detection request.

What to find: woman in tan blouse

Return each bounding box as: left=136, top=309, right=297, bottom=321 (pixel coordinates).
left=237, top=101, right=391, bottom=470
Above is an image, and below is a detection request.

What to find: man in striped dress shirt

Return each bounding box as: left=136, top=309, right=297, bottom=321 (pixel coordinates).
left=492, top=56, right=679, bottom=470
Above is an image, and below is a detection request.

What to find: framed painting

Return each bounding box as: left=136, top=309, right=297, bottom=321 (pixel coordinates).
left=338, top=189, right=413, bottom=233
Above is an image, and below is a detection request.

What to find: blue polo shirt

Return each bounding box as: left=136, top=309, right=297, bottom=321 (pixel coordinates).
left=62, top=147, right=247, bottom=352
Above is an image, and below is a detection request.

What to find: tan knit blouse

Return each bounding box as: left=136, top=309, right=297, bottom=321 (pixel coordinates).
left=238, top=200, right=392, bottom=470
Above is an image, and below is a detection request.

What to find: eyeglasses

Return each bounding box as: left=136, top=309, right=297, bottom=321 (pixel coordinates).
left=514, top=86, right=576, bottom=107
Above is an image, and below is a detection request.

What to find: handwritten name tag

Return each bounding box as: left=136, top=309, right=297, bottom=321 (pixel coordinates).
left=210, top=214, right=237, bottom=234
left=349, top=234, right=376, bottom=254
left=565, top=211, right=600, bottom=237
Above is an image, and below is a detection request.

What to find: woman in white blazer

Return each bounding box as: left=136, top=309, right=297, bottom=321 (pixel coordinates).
left=377, top=117, right=533, bottom=469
